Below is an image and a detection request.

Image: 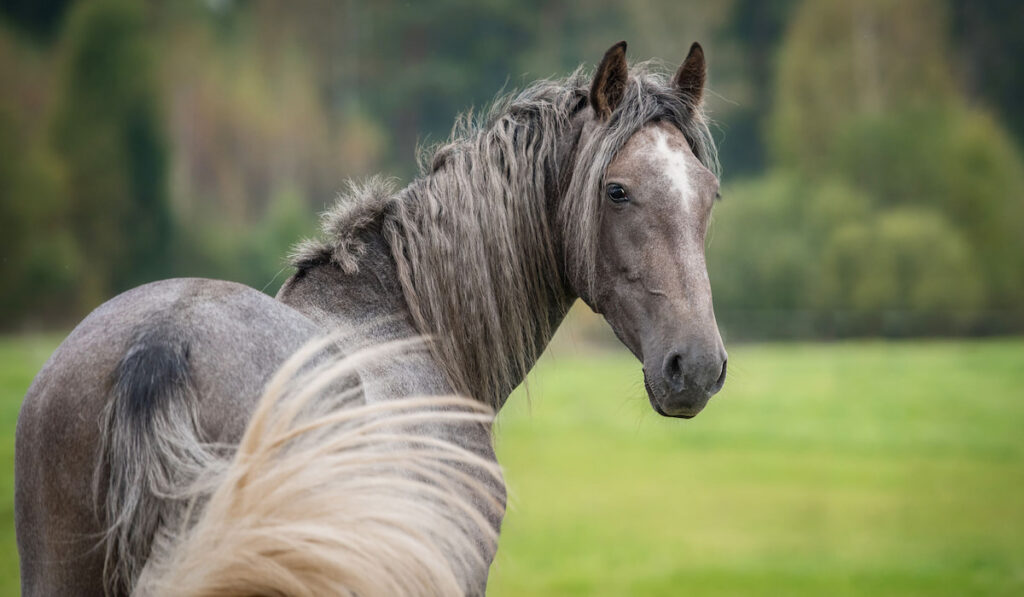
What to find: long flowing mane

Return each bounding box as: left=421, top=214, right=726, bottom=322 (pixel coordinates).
left=292, top=62, right=718, bottom=407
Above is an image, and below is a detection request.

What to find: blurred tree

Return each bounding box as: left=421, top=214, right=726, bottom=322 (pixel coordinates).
left=0, top=107, right=79, bottom=327
left=711, top=0, right=796, bottom=176
left=247, top=0, right=636, bottom=175
left=0, top=0, right=74, bottom=42
left=0, top=22, right=78, bottom=328
left=753, top=0, right=1024, bottom=335
left=154, top=2, right=381, bottom=227
left=772, top=0, right=954, bottom=171
left=347, top=0, right=543, bottom=172
left=49, top=0, right=172, bottom=305
left=178, top=182, right=315, bottom=296
left=950, top=0, right=1024, bottom=151
left=708, top=173, right=872, bottom=336
left=831, top=107, right=1024, bottom=311
left=815, top=209, right=984, bottom=334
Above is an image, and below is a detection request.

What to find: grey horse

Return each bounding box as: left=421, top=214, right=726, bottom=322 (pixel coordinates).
left=15, top=41, right=726, bottom=596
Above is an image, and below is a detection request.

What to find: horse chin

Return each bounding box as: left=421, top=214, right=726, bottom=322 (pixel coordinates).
left=643, top=375, right=698, bottom=419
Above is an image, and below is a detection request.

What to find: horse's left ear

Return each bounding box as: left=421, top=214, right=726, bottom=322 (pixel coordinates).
left=674, top=42, right=706, bottom=107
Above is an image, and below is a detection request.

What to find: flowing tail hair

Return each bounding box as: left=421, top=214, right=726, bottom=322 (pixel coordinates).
left=132, top=337, right=504, bottom=597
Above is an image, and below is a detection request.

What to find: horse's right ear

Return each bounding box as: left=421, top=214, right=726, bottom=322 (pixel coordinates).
left=590, top=41, right=628, bottom=120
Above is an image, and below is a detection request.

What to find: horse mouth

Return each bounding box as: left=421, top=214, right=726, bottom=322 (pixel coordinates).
left=644, top=377, right=697, bottom=419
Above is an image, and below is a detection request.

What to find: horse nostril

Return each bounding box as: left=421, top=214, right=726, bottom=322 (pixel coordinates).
left=663, top=352, right=686, bottom=392
left=712, top=358, right=728, bottom=392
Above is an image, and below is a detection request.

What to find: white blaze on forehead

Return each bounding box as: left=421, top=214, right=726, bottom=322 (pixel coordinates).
left=648, top=127, right=694, bottom=211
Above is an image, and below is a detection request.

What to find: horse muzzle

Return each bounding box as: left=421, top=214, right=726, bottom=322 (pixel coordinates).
left=643, top=345, right=727, bottom=418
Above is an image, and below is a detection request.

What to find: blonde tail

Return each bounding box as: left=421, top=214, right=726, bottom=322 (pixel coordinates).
left=135, top=338, right=504, bottom=597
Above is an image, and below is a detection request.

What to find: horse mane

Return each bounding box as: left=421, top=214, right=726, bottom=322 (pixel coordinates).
left=291, top=61, right=719, bottom=407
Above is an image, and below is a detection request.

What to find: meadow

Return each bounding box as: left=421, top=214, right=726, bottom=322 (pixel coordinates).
left=3, top=335, right=1023, bottom=596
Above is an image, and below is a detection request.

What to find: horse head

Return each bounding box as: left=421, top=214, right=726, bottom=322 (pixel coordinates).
left=571, top=42, right=727, bottom=418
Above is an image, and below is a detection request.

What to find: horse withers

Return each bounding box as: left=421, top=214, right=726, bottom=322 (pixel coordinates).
left=15, top=41, right=725, bottom=596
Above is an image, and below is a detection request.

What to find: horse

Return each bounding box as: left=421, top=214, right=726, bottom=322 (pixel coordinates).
left=15, top=40, right=727, bottom=596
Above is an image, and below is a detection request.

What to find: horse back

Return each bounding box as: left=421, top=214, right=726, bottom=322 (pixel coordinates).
left=15, top=278, right=320, bottom=596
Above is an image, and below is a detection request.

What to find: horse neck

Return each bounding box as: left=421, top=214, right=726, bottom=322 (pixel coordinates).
left=277, top=223, right=574, bottom=411
left=281, top=106, right=586, bottom=409
left=388, top=129, right=580, bottom=408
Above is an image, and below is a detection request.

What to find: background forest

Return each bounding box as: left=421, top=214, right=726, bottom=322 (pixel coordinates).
left=1, top=0, right=1022, bottom=338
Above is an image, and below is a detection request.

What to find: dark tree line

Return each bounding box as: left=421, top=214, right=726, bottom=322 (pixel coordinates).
left=1, top=0, right=1021, bottom=336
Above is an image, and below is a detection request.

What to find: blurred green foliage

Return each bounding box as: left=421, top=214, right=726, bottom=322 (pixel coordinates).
left=0, top=0, right=1021, bottom=336
left=50, top=0, right=173, bottom=306
left=709, top=0, right=1024, bottom=337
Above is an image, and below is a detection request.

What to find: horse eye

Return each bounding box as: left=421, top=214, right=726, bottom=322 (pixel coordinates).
left=606, top=183, right=629, bottom=203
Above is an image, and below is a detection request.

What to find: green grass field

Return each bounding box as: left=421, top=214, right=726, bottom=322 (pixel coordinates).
left=3, top=336, right=1023, bottom=596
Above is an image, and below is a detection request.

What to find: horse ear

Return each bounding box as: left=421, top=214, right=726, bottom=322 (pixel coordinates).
left=674, top=42, right=706, bottom=107
left=590, top=41, right=628, bottom=120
